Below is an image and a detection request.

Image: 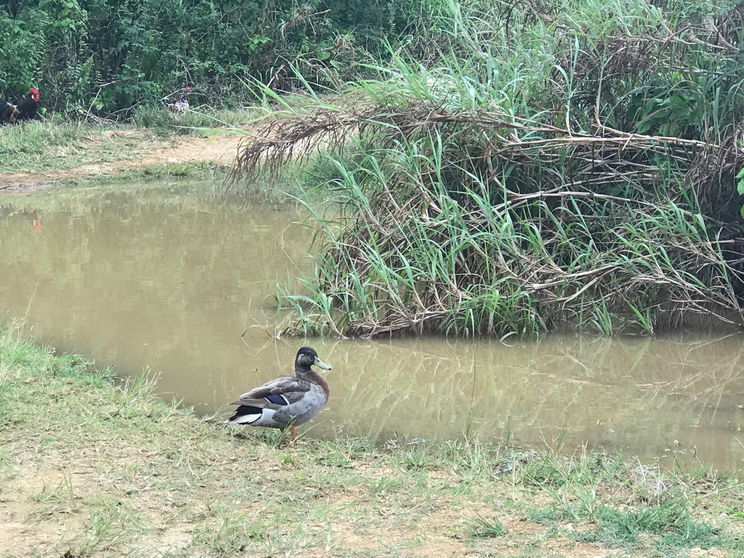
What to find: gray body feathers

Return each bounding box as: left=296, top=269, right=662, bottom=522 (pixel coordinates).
left=226, top=347, right=332, bottom=431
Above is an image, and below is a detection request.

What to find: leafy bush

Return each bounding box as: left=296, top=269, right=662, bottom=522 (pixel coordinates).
left=0, top=0, right=441, bottom=115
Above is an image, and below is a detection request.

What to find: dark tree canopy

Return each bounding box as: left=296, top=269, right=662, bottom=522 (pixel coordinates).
left=0, top=0, right=434, bottom=115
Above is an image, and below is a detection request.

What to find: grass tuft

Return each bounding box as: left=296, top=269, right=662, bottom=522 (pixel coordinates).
left=469, top=515, right=507, bottom=538
left=191, top=508, right=270, bottom=556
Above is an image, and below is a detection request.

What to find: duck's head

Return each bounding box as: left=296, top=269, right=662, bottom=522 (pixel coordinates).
left=295, top=346, right=332, bottom=372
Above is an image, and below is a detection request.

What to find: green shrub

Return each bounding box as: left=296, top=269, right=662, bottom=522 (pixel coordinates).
left=0, top=0, right=441, bottom=115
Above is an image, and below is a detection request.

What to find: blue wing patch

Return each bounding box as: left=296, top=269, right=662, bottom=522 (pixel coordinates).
left=265, top=394, right=289, bottom=406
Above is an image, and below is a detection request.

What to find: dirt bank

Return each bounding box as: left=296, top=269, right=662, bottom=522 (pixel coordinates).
left=0, top=129, right=246, bottom=193
left=1, top=330, right=742, bottom=557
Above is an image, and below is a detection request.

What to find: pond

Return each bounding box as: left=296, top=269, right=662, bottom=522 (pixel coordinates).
left=1, top=181, right=742, bottom=471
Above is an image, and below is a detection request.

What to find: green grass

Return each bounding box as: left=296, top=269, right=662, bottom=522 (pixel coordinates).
left=64, top=160, right=229, bottom=187
left=0, top=121, right=106, bottom=172
left=469, top=515, right=507, bottom=538
left=191, top=508, right=271, bottom=556
left=1, top=327, right=743, bottom=556
left=0, top=120, right=163, bottom=174
left=132, top=105, right=260, bottom=135
left=277, top=159, right=735, bottom=338
left=0, top=107, right=254, bottom=177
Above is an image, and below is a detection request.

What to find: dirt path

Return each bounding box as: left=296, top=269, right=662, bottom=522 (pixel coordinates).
left=0, top=130, right=247, bottom=193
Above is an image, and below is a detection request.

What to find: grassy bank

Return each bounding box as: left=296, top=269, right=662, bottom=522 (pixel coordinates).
left=0, top=109, right=261, bottom=195
left=1, top=328, right=742, bottom=557
left=0, top=121, right=149, bottom=174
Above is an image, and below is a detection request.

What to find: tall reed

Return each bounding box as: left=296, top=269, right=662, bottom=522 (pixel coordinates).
left=235, top=0, right=744, bottom=337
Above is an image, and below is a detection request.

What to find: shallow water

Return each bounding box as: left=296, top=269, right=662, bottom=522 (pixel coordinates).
left=0, top=182, right=742, bottom=471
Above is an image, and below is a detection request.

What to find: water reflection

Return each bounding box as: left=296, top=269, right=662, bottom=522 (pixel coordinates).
left=0, top=183, right=742, bottom=471
left=299, top=335, right=744, bottom=468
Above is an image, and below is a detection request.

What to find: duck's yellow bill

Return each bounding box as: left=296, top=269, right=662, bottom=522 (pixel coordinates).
left=314, top=357, right=332, bottom=370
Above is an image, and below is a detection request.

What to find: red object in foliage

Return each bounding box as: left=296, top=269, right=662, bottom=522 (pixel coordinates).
left=17, top=88, right=40, bottom=120
left=167, top=86, right=191, bottom=114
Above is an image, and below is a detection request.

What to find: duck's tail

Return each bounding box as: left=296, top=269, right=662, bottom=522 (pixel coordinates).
left=225, top=405, right=263, bottom=425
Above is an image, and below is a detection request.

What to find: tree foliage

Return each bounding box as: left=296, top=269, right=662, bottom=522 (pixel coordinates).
left=0, top=0, right=438, bottom=115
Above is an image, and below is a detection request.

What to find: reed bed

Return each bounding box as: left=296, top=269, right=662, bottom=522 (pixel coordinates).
left=234, top=0, right=744, bottom=337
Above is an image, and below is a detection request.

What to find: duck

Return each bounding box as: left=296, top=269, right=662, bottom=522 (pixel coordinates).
left=225, top=346, right=332, bottom=439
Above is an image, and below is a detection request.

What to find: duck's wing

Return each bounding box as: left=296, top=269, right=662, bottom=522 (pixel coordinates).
left=231, top=376, right=311, bottom=408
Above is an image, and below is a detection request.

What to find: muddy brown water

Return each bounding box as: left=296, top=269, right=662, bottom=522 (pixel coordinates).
left=1, top=183, right=743, bottom=471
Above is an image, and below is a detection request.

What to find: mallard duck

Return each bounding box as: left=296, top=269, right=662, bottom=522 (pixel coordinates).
left=225, top=346, right=332, bottom=439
